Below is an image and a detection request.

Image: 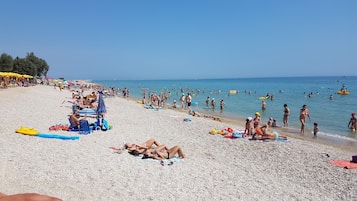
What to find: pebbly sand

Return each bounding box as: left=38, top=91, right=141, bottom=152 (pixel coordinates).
left=0, top=85, right=356, bottom=201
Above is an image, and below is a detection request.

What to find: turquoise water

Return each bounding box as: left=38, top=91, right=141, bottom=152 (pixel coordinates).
left=94, top=76, right=357, bottom=140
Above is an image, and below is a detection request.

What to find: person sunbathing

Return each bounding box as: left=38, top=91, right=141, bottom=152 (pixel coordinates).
left=144, top=144, right=185, bottom=160
left=251, top=125, right=287, bottom=140
left=125, top=138, right=160, bottom=155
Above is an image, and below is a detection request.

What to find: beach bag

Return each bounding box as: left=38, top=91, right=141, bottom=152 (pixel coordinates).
left=232, top=131, right=242, bottom=138
left=101, top=119, right=109, bottom=131
left=79, top=120, right=92, bottom=134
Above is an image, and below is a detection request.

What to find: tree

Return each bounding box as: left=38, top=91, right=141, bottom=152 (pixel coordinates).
left=0, top=52, right=50, bottom=77
left=25, top=52, right=49, bottom=77
left=0, top=53, right=13, bottom=71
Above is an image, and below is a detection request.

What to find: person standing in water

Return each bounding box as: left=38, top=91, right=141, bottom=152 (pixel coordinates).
left=220, top=99, right=225, bottom=113
left=348, top=112, right=357, bottom=132
left=299, top=104, right=311, bottom=134
left=283, top=104, right=290, bottom=127
left=205, top=96, right=210, bottom=107
left=211, top=98, right=216, bottom=111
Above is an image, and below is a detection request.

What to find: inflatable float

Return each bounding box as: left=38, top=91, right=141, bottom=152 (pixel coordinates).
left=259, top=96, right=269, bottom=100
left=191, top=101, right=198, bottom=106
left=229, top=90, right=237, bottom=94
left=15, top=126, right=39, bottom=136
left=337, top=90, right=349, bottom=95
left=16, top=126, right=79, bottom=140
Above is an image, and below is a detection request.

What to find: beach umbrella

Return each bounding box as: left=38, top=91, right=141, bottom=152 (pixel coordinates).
left=22, top=74, right=33, bottom=78
left=4, top=72, right=21, bottom=78
left=96, top=91, right=107, bottom=115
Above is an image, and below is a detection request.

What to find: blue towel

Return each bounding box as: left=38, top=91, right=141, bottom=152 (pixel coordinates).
left=37, top=134, right=79, bottom=140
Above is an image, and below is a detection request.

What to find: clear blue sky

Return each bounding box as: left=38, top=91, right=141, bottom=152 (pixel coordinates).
left=1, top=0, right=356, bottom=80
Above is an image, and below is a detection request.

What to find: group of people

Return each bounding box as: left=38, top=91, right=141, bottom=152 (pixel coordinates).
left=205, top=96, right=225, bottom=112
left=125, top=138, right=185, bottom=160
left=282, top=103, right=355, bottom=135
left=179, top=93, right=193, bottom=111
left=243, top=111, right=287, bottom=140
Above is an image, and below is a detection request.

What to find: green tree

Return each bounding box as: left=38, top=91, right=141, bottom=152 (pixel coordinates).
left=25, top=52, right=49, bottom=77
left=1, top=52, right=50, bottom=77
left=0, top=53, right=13, bottom=71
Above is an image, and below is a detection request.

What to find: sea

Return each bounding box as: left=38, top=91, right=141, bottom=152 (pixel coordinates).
left=93, top=76, right=357, bottom=142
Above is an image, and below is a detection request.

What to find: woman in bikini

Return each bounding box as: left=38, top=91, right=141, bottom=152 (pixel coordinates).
left=299, top=105, right=311, bottom=134
left=125, top=138, right=160, bottom=155
left=144, top=144, right=185, bottom=160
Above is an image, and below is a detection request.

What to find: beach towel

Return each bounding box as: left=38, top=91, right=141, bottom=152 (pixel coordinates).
left=330, top=160, right=357, bottom=169
left=224, top=132, right=243, bottom=139
left=37, top=133, right=79, bottom=140
left=262, top=138, right=289, bottom=142
left=138, top=154, right=183, bottom=165
left=144, top=104, right=163, bottom=110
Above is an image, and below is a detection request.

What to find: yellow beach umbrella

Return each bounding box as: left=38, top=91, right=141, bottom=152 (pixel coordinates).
left=5, top=72, right=21, bottom=78
left=0, top=72, right=7, bottom=77
left=22, top=74, right=34, bottom=79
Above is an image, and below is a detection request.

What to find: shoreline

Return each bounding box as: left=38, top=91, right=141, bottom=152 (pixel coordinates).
left=127, top=94, right=357, bottom=153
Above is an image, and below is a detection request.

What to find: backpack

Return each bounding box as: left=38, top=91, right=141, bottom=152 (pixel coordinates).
left=79, top=120, right=92, bottom=134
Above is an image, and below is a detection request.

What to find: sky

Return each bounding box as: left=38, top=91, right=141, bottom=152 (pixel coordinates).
left=0, top=0, right=356, bottom=80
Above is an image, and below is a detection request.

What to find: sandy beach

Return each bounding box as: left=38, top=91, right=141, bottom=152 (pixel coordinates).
left=0, top=85, right=356, bottom=201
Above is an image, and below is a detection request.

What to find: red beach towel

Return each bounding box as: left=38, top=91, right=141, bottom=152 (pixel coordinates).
left=330, top=160, right=357, bottom=169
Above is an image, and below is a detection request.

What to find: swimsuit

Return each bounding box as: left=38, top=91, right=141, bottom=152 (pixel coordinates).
left=274, top=131, right=279, bottom=140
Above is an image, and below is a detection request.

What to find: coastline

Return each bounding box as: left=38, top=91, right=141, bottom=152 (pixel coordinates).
left=0, top=85, right=356, bottom=201
left=128, top=94, right=357, bottom=153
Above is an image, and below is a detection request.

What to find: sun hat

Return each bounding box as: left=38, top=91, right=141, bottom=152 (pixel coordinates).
left=247, top=117, right=253, bottom=121
left=255, top=112, right=261, bottom=116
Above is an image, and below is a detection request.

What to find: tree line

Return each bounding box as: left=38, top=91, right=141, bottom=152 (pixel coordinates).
left=0, top=52, right=49, bottom=77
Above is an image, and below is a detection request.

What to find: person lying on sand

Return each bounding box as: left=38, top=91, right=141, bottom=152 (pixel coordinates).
left=143, top=144, right=185, bottom=160
left=125, top=138, right=160, bottom=155
left=251, top=125, right=287, bottom=141
left=0, top=192, right=61, bottom=201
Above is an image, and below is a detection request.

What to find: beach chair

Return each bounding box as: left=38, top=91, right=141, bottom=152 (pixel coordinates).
left=79, top=119, right=92, bottom=134
left=68, top=118, right=79, bottom=132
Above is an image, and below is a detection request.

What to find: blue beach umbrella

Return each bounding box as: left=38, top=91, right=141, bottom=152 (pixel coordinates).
left=96, top=91, right=107, bottom=115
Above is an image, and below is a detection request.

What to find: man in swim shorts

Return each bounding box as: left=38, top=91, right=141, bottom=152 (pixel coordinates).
left=186, top=93, right=192, bottom=112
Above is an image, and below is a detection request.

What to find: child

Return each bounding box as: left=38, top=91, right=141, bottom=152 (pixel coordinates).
left=172, top=100, right=177, bottom=108
left=244, top=117, right=253, bottom=136
left=272, top=119, right=277, bottom=127
left=313, top=122, right=319, bottom=136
